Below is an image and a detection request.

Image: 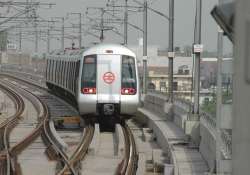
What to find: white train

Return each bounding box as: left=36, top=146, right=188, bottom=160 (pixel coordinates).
left=45, top=44, right=140, bottom=127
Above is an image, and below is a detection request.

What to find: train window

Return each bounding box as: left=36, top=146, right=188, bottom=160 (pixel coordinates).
left=46, top=59, right=49, bottom=80
left=71, top=62, right=75, bottom=91
left=58, top=61, right=61, bottom=85
left=63, top=61, right=66, bottom=87
left=61, top=61, right=63, bottom=86
left=68, top=61, right=71, bottom=90
left=58, top=60, right=60, bottom=84
left=54, top=60, right=57, bottom=83
left=121, top=56, right=137, bottom=95
left=65, top=61, right=68, bottom=89
left=52, top=60, right=55, bottom=82
left=49, top=60, right=51, bottom=81
left=73, top=61, right=77, bottom=93
left=70, top=62, right=73, bottom=91
left=60, top=61, right=63, bottom=85
left=81, top=55, right=96, bottom=94
left=55, top=60, right=58, bottom=84
left=60, top=60, right=63, bottom=86
left=71, top=62, right=74, bottom=91
left=59, top=61, right=62, bottom=85
left=75, top=60, right=80, bottom=94
left=69, top=62, right=72, bottom=91
left=46, top=59, right=48, bottom=80
left=58, top=61, right=60, bottom=84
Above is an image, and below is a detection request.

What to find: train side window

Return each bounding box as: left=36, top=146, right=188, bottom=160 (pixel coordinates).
left=50, top=60, right=52, bottom=82
left=58, top=60, right=60, bottom=85
left=81, top=55, right=97, bottom=94
left=75, top=60, right=80, bottom=93
left=72, top=62, right=75, bottom=91
left=62, top=61, right=66, bottom=87
left=54, top=60, right=56, bottom=83
left=68, top=61, right=71, bottom=89
left=71, top=62, right=74, bottom=91
left=58, top=60, right=60, bottom=84
left=65, top=61, right=68, bottom=89
left=69, top=62, right=73, bottom=91
left=46, top=59, right=49, bottom=80
left=49, top=60, right=52, bottom=81
left=73, top=61, right=76, bottom=92
left=58, top=61, right=60, bottom=85
left=57, top=60, right=60, bottom=84
left=66, top=61, right=69, bottom=89
left=52, top=60, right=56, bottom=82
left=121, top=55, right=137, bottom=95
left=59, top=61, right=62, bottom=85
left=67, top=62, right=70, bottom=90
left=55, top=60, right=58, bottom=84
left=49, top=60, right=51, bottom=81
left=71, top=62, right=74, bottom=92
left=54, top=60, right=57, bottom=83
left=46, top=59, right=48, bottom=80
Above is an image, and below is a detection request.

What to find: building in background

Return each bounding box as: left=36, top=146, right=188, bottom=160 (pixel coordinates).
left=129, top=45, right=232, bottom=103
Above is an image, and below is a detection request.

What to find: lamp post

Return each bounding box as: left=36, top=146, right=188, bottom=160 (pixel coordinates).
left=216, top=0, right=223, bottom=173
left=168, top=0, right=174, bottom=103
left=142, top=0, right=148, bottom=94
left=193, top=0, right=202, bottom=114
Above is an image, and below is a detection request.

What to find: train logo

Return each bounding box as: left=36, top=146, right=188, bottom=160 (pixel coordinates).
left=103, top=72, right=115, bottom=84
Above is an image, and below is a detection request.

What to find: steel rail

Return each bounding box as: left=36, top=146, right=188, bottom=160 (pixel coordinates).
left=57, top=121, right=95, bottom=175
left=116, top=122, right=138, bottom=175
left=0, top=81, right=25, bottom=175
left=125, top=123, right=138, bottom=175
left=0, top=73, right=94, bottom=174
left=1, top=80, right=44, bottom=156
left=35, top=88, right=78, bottom=175
left=0, top=77, right=77, bottom=175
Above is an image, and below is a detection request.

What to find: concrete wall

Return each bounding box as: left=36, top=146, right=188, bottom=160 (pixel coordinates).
left=143, top=93, right=220, bottom=173
left=144, top=93, right=168, bottom=119
left=173, top=100, right=190, bottom=129
left=199, top=121, right=216, bottom=172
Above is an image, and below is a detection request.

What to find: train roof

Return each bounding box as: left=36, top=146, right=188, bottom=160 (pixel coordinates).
left=83, top=43, right=136, bottom=57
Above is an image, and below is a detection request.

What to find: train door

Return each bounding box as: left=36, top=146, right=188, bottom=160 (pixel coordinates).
left=97, top=55, right=121, bottom=104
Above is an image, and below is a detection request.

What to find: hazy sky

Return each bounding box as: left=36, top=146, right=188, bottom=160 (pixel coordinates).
left=15, top=0, right=233, bottom=54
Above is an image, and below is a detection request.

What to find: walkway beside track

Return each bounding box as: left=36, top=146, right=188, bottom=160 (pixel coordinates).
left=137, top=106, right=209, bottom=175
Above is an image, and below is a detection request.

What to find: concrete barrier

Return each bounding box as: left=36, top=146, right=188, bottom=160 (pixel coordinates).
left=138, top=92, right=209, bottom=174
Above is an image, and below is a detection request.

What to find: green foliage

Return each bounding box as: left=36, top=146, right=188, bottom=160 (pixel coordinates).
left=201, top=89, right=232, bottom=117
left=201, top=97, right=216, bottom=117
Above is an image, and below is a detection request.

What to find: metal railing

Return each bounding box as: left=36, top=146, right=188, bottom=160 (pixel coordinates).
left=221, top=130, right=232, bottom=159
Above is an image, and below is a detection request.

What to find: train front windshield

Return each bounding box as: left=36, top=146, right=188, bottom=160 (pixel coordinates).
left=81, top=55, right=97, bottom=94
left=121, top=56, right=137, bottom=95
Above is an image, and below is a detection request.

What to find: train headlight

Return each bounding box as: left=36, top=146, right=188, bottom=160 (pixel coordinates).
left=82, top=87, right=96, bottom=94
left=121, top=88, right=136, bottom=95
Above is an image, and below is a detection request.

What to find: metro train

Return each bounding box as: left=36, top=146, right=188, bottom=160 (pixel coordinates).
left=45, top=44, right=140, bottom=129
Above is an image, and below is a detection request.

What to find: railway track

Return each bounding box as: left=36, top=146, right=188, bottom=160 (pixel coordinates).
left=0, top=81, right=25, bottom=175
left=116, top=122, right=138, bottom=175
left=0, top=79, right=50, bottom=174
left=0, top=75, right=96, bottom=175
left=0, top=78, right=76, bottom=175
left=57, top=121, right=95, bottom=175
left=0, top=73, right=138, bottom=175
